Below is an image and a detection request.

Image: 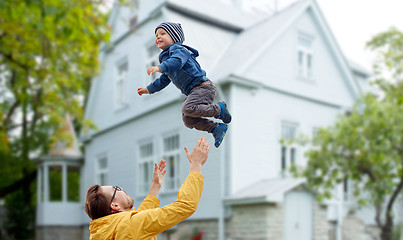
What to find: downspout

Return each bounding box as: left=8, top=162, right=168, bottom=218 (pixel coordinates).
left=336, top=184, right=344, bottom=240
left=215, top=84, right=228, bottom=240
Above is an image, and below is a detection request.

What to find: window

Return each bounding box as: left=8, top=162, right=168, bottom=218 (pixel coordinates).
left=97, top=156, right=108, bottom=185
left=67, top=166, right=80, bottom=202
left=115, top=60, right=128, bottom=109
left=49, top=165, right=62, bottom=201
left=312, top=127, right=319, bottom=138
left=145, top=43, right=161, bottom=84
left=343, top=178, right=353, bottom=201
left=297, top=34, right=314, bottom=78
left=281, top=122, right=298, bottom=172
left=139, top=142, right=154, bottom=194
left=162, top=134, right=180, bottom=191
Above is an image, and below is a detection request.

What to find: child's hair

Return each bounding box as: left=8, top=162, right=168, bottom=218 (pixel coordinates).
left=155, top=22, right=185, bottom=43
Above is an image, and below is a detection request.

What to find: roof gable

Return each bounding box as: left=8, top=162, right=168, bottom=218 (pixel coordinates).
left=210, top=0, right=362, bottom=98
left=167, top=0, right=268, bottom=31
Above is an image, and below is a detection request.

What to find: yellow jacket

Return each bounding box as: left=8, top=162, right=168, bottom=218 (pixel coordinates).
left=89, top=172, right=204, bottom=240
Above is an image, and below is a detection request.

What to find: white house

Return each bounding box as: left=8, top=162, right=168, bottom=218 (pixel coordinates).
left=67, top=0, right=383, bottom=239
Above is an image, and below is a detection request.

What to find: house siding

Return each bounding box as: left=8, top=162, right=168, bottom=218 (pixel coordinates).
left=246, top=10, right=356, bottom=108
left=76, top=1, right=379, bottom=240
left=83, top=101, right=225, bottom=220
left=230, top=82, right=342, bottom=194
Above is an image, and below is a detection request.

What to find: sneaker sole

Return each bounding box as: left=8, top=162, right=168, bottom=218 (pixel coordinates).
left=222, top=115, right=232, bottom=124
left=215, top=125, right=228, bottom=148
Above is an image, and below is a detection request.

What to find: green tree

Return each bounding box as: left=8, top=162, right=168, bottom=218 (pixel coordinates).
left=292, top=27, right=403, bottom=240
left=0, top=0, right=110, bottom=237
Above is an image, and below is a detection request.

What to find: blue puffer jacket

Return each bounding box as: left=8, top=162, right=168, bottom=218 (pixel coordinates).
left=146, top=42, right=208, bottom=96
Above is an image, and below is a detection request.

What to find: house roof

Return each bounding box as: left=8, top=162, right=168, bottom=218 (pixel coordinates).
left=210, top=0, right=310, bottom=81
left=166, top=0, right=269, bottom=31
left=37, top=115, right=83, bottom=162
left=348, top=59, right=372, bottom=77
left=209, top=0, right=363, bottom=98
left=224, top=177, right=307, bottom=205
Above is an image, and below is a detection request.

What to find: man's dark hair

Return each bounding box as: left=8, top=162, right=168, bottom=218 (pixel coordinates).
left=85, top=184, right=111, bottom=220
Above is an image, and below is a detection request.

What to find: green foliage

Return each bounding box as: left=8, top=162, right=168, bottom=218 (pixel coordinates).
left=0, top=0, right=109, bottom=188
left=392, top=221, right=403, bottom=240
left=297, top=92, right=403, bottom=205
left=49, top=165, right=62, bottom=201
left=0, top=0, right=110, bottom=238
left=4, top=183, right=36, bottom=239
left=67, top=166, right=80, bottom=202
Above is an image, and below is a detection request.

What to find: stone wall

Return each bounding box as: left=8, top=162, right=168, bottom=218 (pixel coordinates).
left=157, top=219, right=218, bottom=240
left=36, top=226, right=84, bottom=240
left=313, top=202, right=330, bottom=240
left=341, top=215, right=380, bottom=240
left=226, top=203, right=283, bottom=240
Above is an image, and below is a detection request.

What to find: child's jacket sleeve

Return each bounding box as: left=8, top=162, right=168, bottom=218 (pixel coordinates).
left=129, top=172, right=204, bottom=239
left=146, top=73, right=171, bottom=94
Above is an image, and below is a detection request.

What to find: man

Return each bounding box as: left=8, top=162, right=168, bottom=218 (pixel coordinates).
left=85, top=137, right=210, bottom=239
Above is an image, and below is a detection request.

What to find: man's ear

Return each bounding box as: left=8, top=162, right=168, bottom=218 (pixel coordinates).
left=110, top=203, right=121, bottom=213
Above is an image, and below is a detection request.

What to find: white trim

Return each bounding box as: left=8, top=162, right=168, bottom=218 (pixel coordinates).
left=308, top=1, right=362, bottom=96
left=44, top=162, right=49, bottom=202
left=144, top=40, right=161, bottom=86
left=96, top=153, right=109, bottom=185
left=238, top=0, right=361, bottom=98
left=37, top=166, right=42, bottom=203
left=114, top=57, right=129, bottom=111
left=238, top=0, right=311, bottom=74
left=62, top=162, right=67, bottom=202
left=297, top=32, right=315, bottom=80
left=161, top=132, right=181, bottom=192
left=280, top=120, right=300, bottom=177
left=137, top=139, right=156, bottom=195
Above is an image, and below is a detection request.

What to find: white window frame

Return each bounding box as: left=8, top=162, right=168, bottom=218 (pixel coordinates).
left=96, top=155, right=108, bottom=185
left=161, top=133, right=180, bottom=192
left=297, top=33, right=314, bottom=79
left=145, top=42, right=161, bottom=85
left=138, top=141, right=155, bottom=195
left=115, top=59, right=129, bottom=110
left=280, top=121, right=299, bottom=174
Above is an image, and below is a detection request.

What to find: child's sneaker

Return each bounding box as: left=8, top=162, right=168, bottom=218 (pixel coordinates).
left=215, top=101, right=232, bottom=124
left=211, top=123, right=228, bottom=148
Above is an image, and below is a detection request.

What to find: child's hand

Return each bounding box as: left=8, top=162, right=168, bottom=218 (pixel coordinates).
left=147, top=66, right=161, bottom=76
left=137, top=87, right=149, bottom=96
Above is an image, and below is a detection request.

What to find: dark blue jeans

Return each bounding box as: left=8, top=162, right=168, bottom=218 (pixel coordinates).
left=182, top=84, right=220, bottom=133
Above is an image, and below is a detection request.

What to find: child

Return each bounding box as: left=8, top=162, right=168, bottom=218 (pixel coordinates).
left=137, top=22, right=231, bottom=148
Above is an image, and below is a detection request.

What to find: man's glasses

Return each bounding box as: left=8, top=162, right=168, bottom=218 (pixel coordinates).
left=110, top=185, right=123, bottom=204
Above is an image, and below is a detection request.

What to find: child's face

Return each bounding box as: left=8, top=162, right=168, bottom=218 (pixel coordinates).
left=155, top=28, right=174, bottom=50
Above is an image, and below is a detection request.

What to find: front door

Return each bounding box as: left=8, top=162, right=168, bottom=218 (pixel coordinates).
left=284, top=190, right=313, bottom=240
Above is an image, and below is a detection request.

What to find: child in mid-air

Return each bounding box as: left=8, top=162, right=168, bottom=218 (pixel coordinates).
left=137, top=22, right=231, bottom=148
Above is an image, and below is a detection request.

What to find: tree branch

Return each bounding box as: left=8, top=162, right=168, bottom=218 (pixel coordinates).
left=384, top=175, right=403, bottom=226
left=0, top=52, right=29, bottom=70
left=3, top=71, right=20, bottom=128
left=0, top=170, right=37, bottom=198
left=375, top=204, right=383, bottom=228
left=358, top=164, right=377, bottom=182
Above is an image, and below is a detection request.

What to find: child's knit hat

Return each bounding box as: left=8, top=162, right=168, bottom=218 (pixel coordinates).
left=155, top=22, right=185, bottom=43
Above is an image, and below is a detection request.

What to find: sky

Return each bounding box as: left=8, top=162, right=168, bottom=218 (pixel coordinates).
left=105, top=0, right=403, bottom=71
left=315, top=0, right=403, bottom=71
